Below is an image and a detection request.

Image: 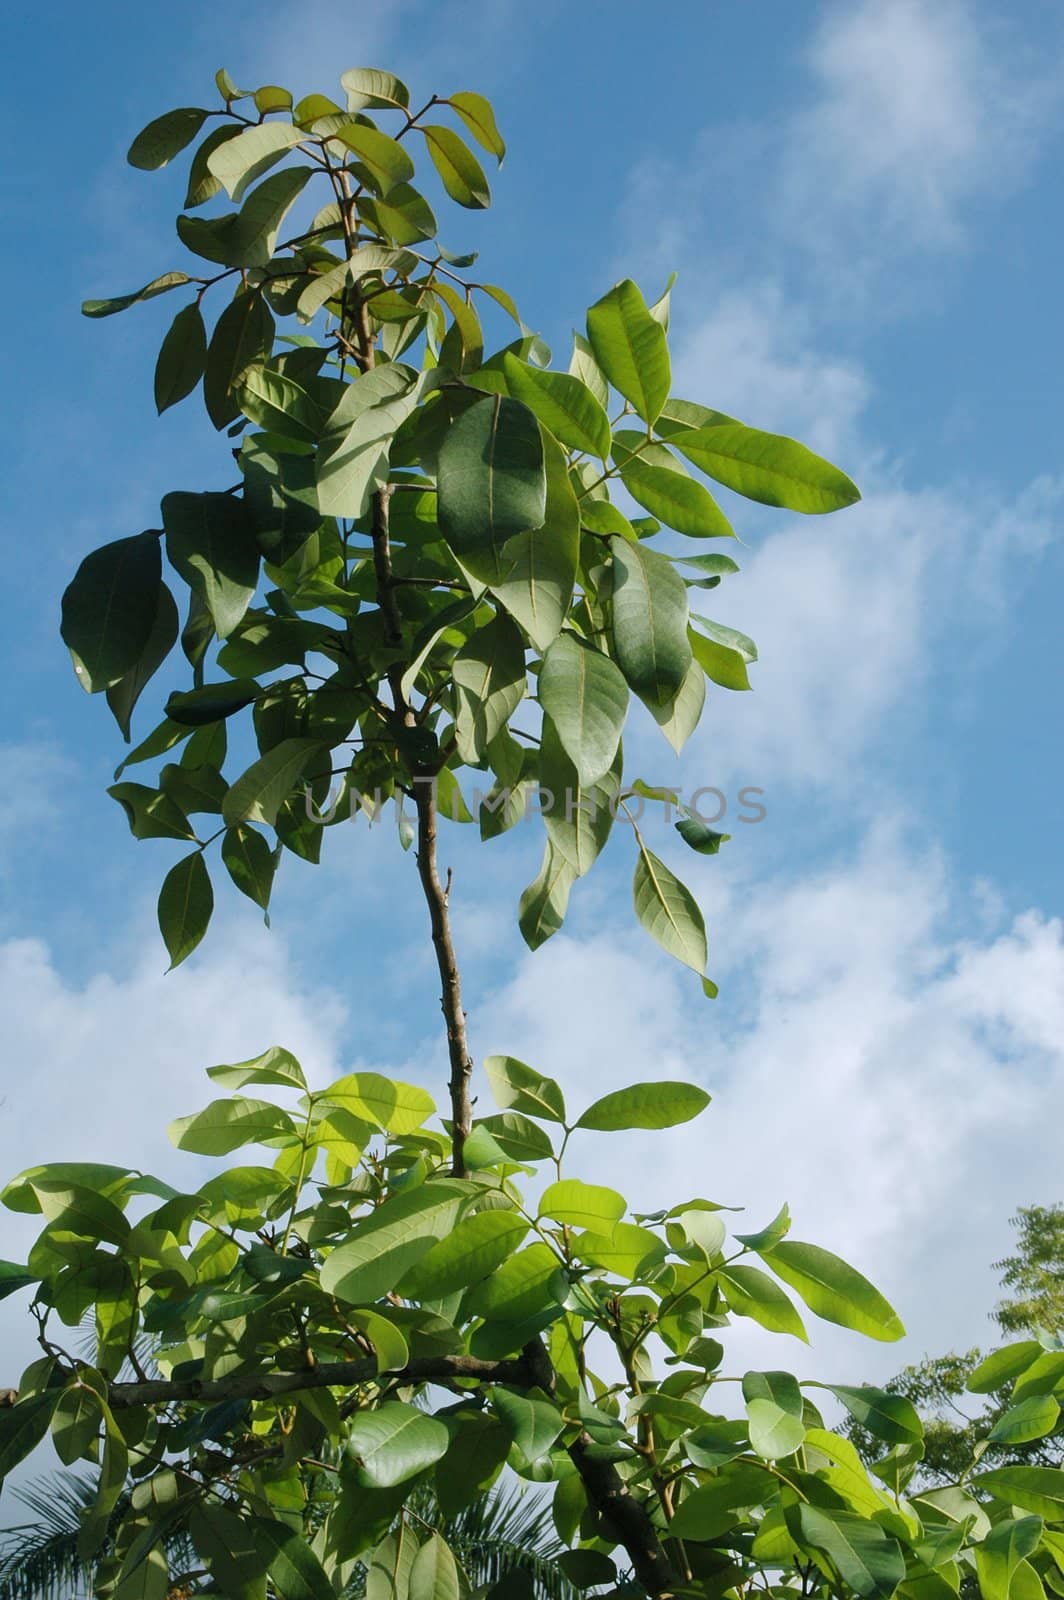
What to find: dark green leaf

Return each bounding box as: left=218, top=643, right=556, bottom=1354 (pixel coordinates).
left=62, top=533, right=162, bottom=692
left=154, top=303, right=207, bottom=414
left=158, top=852, right=213, bottom=968
left=128, top=108, right=208, bottom=169
left=221, top=824, right=276, bottom=913
left=105, top=581, right=180, bottom=739
left=162, top=490, right=259, bottom=638
left=204, top=290, right=275, bottom=429
left=222, top=738, right=323, bottom=827
left=437, top=395, right=546, bottom=581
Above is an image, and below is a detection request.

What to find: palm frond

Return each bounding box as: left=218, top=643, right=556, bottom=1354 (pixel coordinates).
left=0, top=1471, right=98, bottom=1600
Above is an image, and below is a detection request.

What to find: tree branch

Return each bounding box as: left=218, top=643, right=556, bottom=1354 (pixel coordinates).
left=101, top=1351, right=539, bottom=1411
left=413, top=775, right=475, bottom=1177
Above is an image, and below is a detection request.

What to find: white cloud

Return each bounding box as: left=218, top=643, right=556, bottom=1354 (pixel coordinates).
left=477, top=826, right=1064, bottom=1383
left=648, top=285, right=1064, bottom=794
left=783, top=0, right=1053, bottom=265
left=0, top=920, right=346, bottom=1386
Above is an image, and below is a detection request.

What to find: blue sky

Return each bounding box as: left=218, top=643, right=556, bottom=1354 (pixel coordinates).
left=2, top=0, right=1064, bottom=1398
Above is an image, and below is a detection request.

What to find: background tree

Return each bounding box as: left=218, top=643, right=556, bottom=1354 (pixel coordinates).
left=848, top=1205, right=1064, bottom=1487
left=1, top=58, right=1062, bottom=1600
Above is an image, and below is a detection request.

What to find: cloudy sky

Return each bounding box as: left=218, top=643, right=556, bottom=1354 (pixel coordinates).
left=2, top=0, right=1064, bottom=1404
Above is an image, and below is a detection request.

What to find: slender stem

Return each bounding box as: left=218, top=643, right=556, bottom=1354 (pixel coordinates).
left=412, top=778, right=475, bottom=1177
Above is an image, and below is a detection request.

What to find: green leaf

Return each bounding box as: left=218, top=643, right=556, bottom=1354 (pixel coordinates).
left=490, top=1386, right=564, bottom=1461
left=155, top=303, right=207, bottom=414
left=167, top=679, right=262, bottom=725
left=614, top=434, right=734, bottom=539
left=743, top=1370, right=805, bottom=1461
left=222, top=738, right=323, bottom=826
left=317, top=364, right=420, bottom=517
left=82, top=271, right=192, bottom=320
left=105, top=582, right=180, bottom=740
left=245, top=1515, right=335, bottom=1600
left=185, top=125, right=244, bottom=206
left=221, top=824, right=276, bottom=913
left=518, top=841, right=575, bottom=951
left=719, top=1265, right=808, bottom=1342
left=969, top=1344, right=1045, bottom=1394
left=465, top=1242, right=560, bottom=1323
left=51, top=1382, right=103, bottom=1466
left=61, top=533, right=162, bottom=693
left=539, top=1179, right=625, bottom=1231
left=330, top=124, right=414, bottom=189
left=108, top=781, right=194, bottom=841
left=319, top=1073, right=435, bottom=1134
left=128, top=108, right=209, bottom=170
left=207, top=1045, right=306, bottom=1092
left=341, top=69, right=411, bottom=111
left=489, top=431, right=578, bottom=652
left=500, top=355, right=611, bottom=459
left=204, top=290, right=274, bottom=429
left=448, top=92, right=506, bottom=161
left=320, top=1182, right=470, bottom=1305
left=397, top=1210, right=529, bottom=1298
left=633, top=843, right=707, bottom=975
left=158, top=852, right=213, bottom=969
left=689, top=621, right=753, bottom=692
left=347, top=1401, right=450, bottom=1488
left=610, top=536, right=691, bottom=706
left=791, top=1505, right=905, bottom=1600
left=576, top=1223, right=666, bottom=1280
left=669, top=1463, right=775, bottom=1540
left=976, top=1517, right=1044, bottom=1600
left=221, top=166, right=314, bottom=267
left=975, top=1468, right=1064, bottom=1520
left=0, top=1261, right=34, bottom=1302
left=452, top=614, right=527, bottom=765
left=989, top=1394, right=1061, bottom=1445
left=825, top=1385, right=924, bottom=1445
left=409, top=1533, right=461, bottom=1600
left=668, top=423, right=861, bottom=514
left=675, top=817, right=730, bottom=854
left=569, top=333, right=608, bottom=410
left=206, top=122, right=304, bottom=201
left=576, top=1080, right=709, bottom=1131
left=437, top=396, right=546, bottom=582
left=586, top=279, right=670, bottom=423
left=538, top=632, right=627, bottom=786
left=162, top=490, right=259, bottom=638
left=647, top=657, right=705, bottom=755
left=359, top=183, right=438, bottom=246
left=760, top=1241, right=905, bottom=1341
left=238, top=365, right=324, bottom=443
left=0, top=1395, right=66, bottom=1475
left=540, top=718, right=620, bottom=879
left=422, top=125, right=490, bottom=208
left=484, top=1055, right=566, bottom=1123
left=169, top=1095, right=296, bottom=1155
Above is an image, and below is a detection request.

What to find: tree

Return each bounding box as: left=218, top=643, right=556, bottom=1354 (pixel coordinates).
left=3, top=57, right=1063, bottom=1600
left=848, top=1206, right=1064, bottom=1487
